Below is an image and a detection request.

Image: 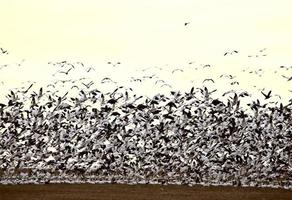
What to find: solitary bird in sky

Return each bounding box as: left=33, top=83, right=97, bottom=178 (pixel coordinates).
left=203, top=64, right=211, bottom=68
left=224, top=50, right=238, bottom=56
left=172, top=69, right=184, bottom=74
left=86, top=67, right=95, bottom=73
left=0, top=47, right=8, bottom=55
left=108, top=61, right=121, bottom=67
left=281, top=75, right=292, bottom=81
left=203, top=78, right=215, bottom=83
left=184, top=22, right=190, bottom=26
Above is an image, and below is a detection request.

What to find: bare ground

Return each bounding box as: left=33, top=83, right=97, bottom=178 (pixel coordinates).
left=1, top=184, right=292, bottom=200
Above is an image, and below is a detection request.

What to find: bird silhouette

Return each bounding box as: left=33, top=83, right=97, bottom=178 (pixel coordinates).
left=261, top=90, right=272, bottom=99
left=203, top=64, right=211, bottom=68
left=22, top=84, right=34, bottom=94
left=82, top=81, right=94, bottom=89
left=108, top=62, right=121, bottom=67
left=161, top=83, right=172, bottom=88
left=54, top=67, right=73, bottom=76
left=282, top=75, right=292, bottom=81
left=224, top=50, right=238, bottom=56
left=0, top=47, right=8, bottom=54
left=172, top=69, right=184, bottom=74
left=203, top=78, right=215, bottom=83
left=86, top=67, right=95, bottom=73
left=155, top=80, right=165, bottom=84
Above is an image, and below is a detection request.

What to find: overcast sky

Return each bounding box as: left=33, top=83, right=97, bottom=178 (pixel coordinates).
left=0, top=0, right=291, bottom=103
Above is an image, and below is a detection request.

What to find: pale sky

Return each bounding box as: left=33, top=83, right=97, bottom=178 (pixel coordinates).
left=0, top=0, right=291, bottom=103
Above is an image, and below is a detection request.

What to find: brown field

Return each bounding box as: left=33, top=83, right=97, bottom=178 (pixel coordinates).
left=1, top=184, right=292, bottom=200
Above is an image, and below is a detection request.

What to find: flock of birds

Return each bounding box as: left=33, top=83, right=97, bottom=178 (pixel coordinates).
left=0, top=46, right=292, bottom=189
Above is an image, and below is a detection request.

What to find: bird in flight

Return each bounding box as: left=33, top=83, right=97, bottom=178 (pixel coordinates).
left=261, top=90, right=272, bottom=99
left=172, top=69, right=184, bottom=74
left=230, top=81, right=239, bottom=85
left=82, top=81, right=94, bottom=89
left=203, top=78, right=215, bottom=83
left=161, top=83, right=172, bottom=88
left=155, top=80, right=165, bottom=85
left=22, top=84, right=34, bottom=94
left=224, top=50, right=238, bottom=56
left=55, top=67, right=73, bottom=76
left=282, top=75, right=292, bottom=81
left=86, top=67, right=95, bottom=73
left=0, top=47, right=8, bottom=55
left=203, top=64, right=211, bottom=68
left=108, top=61, right=121, bottom=67
left=184, top=22, right=190, bottom=26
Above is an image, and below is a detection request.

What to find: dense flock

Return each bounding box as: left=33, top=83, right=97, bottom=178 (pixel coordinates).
left=0, top=80, right=291, bottom=188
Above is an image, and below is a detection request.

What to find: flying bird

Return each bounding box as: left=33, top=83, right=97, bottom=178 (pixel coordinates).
left=172, top=69, right=184, bottom=74
left=86, top=67, right=95, bottom=73
left=161, top=83, right=172, bottom=88
left=0, top=47, right=8, bottom=55
left=22, top=84, right=34, bottom=94
left=54, top=67, right=73, bottom=76
left=71, top=85, right=79, bottom=90
left=282, top=75, right=292, bottom=81
left=203, top=78, right=215, bottom=83
left=108, top=61, right=121, bottom=67
left=155, top=80, right=165, bottom=84
left=224, top=50, right=238, bottom=56
left=203, top=64, right=211, bottom=68
left=261, top=90, right=272, bottom=99
left=231, top=81, right=239, bottom=85
left=82, top=81, right=94, bottom=89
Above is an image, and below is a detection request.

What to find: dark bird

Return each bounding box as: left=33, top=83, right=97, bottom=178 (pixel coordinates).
left=54, top=67, right=73, bottom=76
left=282, top=75, right=292, bottom=81
left=0, top=47, right=8, bottom=54
left=161, top=83, right=172, bottom=88
left=172, top=69, right=184, bottom=74
left=279, top=66, right=289, bottom=70
left=101, top=77, right=115, bottom=84
left=71, top=85, right=79, bottom=90
left=184, top=22, right=190, bottom=26
left=231, top=81, right=239, bottom=85
left=47, top=84, right=55, bottom=88
left=143, top=74, right=156, bottom=79
left=76, top=61, right=85, bottom=67
left=155, top=80, right=165, bottom=84
left=224, top=50, right=238, bottom=56
left=261, top=90, right=272, bottom=99
left=22, top=84, right=33, bottom=94
left=203, top=78, right=215, bottom=83
left=86, top=67, right=95, bottom=72
left=82, top=81, right=94, bottom=89
left=203, top=64, right=211, bottom=68
left=131, top=78, right=142, bottom=82
left=108, top=62, right=121, bottom=67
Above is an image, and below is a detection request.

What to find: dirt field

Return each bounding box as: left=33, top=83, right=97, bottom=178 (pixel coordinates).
left=1, top=184, right=292, bottom=200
